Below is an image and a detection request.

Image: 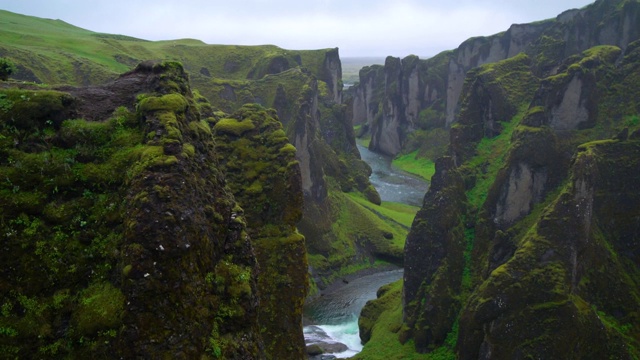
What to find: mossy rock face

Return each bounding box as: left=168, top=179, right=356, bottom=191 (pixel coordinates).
left=452, top=53, right=538, bottom=164
left=402, top=156, right=467, bottom=352
left=73, top=282, right=125, bottom=336
left=457, top=139, right=640, bottom=359
left=398, top=40, right=640, bottom=360
left=246, top=54, right=296, bottom=79
left=123, top=63, right=264, bottom=359
left=212, top=103, right=308, bottom=359
left=0, top=89, right=76, bottom=131
left=0, top=62, right=269, bottom=358
left=363, top=184, right=382, bottom=205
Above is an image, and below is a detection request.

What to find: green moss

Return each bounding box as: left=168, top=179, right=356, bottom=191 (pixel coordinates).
left=127, top=145, right=179, bottom=177
left=181, top=142, right=195, bottom=158
left=189, top=119, right=212, bottom=138
left=580, top=45, right=622, bottom=66
left=278, top=143, right=296, bottom=155
left=213, top=118, right=255, bottom=136
left=59, top=119, right=113, bottom=146
left=0, top=89, right=74, bottom=130
left=73, top=282, right=124, bottom=336
left=156, top=111, right=183, bottom=141
left=363, top=184, right=382, bottom=205
left=463, top=106, right=525, bottom=210
left=245, top=180, right=263, bottom=195
left=138, top=93, right=188, bottom=113
left=392, top=151, right=436, bottom=180
left=475, top=52, right=537, bottom=106
left=122, top=264, right=133, bottom=277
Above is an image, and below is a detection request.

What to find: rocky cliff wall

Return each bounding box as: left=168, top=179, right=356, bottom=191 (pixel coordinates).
left=212, top=104, right=307, bottom=360
left=396, top=20, right=640, bottom=358
left=0, top=62, right=308, bottom=358
left=352, top=0, right=640, bottom=158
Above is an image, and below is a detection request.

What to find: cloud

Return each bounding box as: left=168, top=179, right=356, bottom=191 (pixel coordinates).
left=0, top=0, right=595, bottom=57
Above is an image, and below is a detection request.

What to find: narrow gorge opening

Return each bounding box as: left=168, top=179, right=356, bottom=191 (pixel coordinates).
left=302, top=140, right=429, bottom=358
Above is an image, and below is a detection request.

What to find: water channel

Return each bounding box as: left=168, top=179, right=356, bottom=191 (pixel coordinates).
left=356, top=143, right=429, bottom=207
left=302, top=142, right=430, bottom=358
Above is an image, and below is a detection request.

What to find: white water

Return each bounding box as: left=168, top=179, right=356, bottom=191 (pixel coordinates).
left=303, top=270, right=404, bottom=357
left=304, top=322, right=361, bottom=358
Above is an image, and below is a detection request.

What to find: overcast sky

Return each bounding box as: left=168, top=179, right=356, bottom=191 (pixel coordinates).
left=1, top=0, right=595, bottom=58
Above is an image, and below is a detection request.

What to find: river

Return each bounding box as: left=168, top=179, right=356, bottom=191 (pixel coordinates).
left=303, top=270, right=404, bottom=358
left=356, top=143, right=429, bottom=207
left=302, top=142, right=429, bottom=358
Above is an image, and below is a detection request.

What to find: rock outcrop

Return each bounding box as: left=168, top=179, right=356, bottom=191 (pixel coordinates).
left=212, top=104, right=308, bottom=359
left=0, top=62, right=308, bottom=358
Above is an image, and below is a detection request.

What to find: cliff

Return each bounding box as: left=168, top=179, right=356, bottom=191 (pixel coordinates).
left=357, top=1, right=640, bottom=358
left=351, top=0, right=640, bottom=158
left=212, top=103, right=308, bottom=359
left=401, top=26, right=640, bottom=360
left=0, top=62, right=307, bottom=358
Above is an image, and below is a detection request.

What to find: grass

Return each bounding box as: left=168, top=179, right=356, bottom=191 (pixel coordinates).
left=347, top=192, right=419, bottom=229
left=392, top=151, right=436, bottom=180
left=307, top=188, right=414, bottom=285
left=0, top=9, right=336, bottom=86
left=353, top=280, right=456, bottom=360
left=464, top=106, right=525, bottom=209
left=334, top=191, right=408, bottom=254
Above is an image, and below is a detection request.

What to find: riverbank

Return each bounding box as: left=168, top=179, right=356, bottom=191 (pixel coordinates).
left=356, top=143, right=429, bottom=207
left=303, top=269, right=404, bottom=358
left=304, top=263, right=401, bottom=322
left=302, top=139, right=429, bottom=358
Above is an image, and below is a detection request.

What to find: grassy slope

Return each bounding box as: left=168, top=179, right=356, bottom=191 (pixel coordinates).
left=347, top=192, right=418, bottom=229
left=352, top=281, right=456, bottom=360
left=308, top=190, right=419, bottom=288
left=392, top=151, right=436, bottom=180
left=0, top=10, right=334, bottom=85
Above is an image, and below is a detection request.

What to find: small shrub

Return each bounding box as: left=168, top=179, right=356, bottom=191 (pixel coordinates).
left=0, top=58, right=16, bottom=81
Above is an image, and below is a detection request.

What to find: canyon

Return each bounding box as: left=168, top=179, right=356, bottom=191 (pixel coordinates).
left=1, top=0, right=639, bottom=358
